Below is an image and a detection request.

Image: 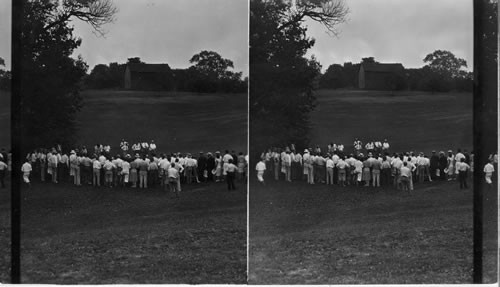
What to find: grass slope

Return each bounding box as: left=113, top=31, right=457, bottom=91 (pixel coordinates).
left=0, top=90, right=10, bottom=148
left=21, top=181, right=246, bottom=284
left=249, top=89, right=496, bottom=283
left=249, top=179, right=476, bottom=284
left=76, top=90, right=247, bottom=154
left=310, top=90, right=472, bottom=154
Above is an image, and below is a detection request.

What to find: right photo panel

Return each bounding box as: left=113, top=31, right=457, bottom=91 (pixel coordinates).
left=249, top=0, right=497, bottom=284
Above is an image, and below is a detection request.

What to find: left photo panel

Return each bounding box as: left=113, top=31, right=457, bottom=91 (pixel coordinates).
left=0, top=0, right=11, bottom=283
left=17, top=0, right=248, bottom=284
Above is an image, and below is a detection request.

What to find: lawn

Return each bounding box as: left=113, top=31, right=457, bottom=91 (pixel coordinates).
left=75, top=90, right=247, bottom=154
left=21, top=181, right=247, bottom=284
left=21, top=89, right=248, bottom=283
left=0, top=90, right=10, bottom=149
left=249, top=89, right=497, bottom=284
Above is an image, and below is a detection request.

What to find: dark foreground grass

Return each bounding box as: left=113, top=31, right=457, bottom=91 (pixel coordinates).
left=249, top=179, right=476, bottom=284
left=21, top=181, right=246, bottom=284
left=0, top=177, right=10, bottom=283
left=76, top=90, right=247, bottom=154
left=249, top=89, right=496, bottom=283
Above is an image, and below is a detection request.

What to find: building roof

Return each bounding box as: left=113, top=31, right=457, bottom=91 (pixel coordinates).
left=361, top=63, right=404, bottom=73
left=127, top=63, right=171, bottom=73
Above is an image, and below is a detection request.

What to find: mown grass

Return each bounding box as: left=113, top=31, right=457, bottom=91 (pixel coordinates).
left=249, top=89, right=496, bottom=284
left=21, top=181, right=247, bottom=284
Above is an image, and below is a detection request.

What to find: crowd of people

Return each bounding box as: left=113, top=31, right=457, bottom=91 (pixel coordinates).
left=255, top=139, right=497, bottom=191
left=0, top=148, right=11, bottom=189
left=21, top=140, right=248, bottom=195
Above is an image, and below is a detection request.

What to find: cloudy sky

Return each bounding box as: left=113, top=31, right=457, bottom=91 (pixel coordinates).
left=0, top=0, right=474, bottom=73
left=0, top=1, right=11, bottom=69
left=70, top=0, right=248, bottom=75
left=305, top=0, right=473, bottom=72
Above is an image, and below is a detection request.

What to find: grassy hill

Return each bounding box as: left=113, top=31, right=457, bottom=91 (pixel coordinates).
left=0, top=90, right=10, bottom=149
left=75, top=90, right=247, bottom=154
left=310, top=90, right=472, bottom=155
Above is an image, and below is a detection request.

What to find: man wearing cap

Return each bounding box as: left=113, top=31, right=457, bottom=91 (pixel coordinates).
left=456, top=158, right=470, bottom=189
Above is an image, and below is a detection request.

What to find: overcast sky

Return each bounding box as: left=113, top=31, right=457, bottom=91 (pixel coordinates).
left=305, top=0, right=473, bottom=72
left=0, top=1, right=11, bottom=70
left=69, top=0, right=248, bottom=75
left=0, top=0, right=474, bottom=73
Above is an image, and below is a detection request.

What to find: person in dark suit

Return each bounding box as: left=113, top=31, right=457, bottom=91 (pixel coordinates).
left=430, top=150, right=440, bottom=180
left=197, top=152, right=208, bottom=182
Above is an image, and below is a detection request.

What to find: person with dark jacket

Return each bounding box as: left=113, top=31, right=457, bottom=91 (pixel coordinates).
left=438, top=151, right=448, bottom=180
left=197, top=152, right=208, bottom=182
left=206, top=152, right=216, bottom=182
left=429, top=150, right=440, bottom=180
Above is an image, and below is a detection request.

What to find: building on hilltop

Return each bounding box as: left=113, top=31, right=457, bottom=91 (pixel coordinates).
left=124, top=63, right=174, bottom=90
left=358, top=63, right=405, bottom=90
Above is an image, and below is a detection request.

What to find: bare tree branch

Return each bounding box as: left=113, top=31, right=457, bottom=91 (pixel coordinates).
left=43, top=0, right=117, bottom=36
left=276, top=0, right=349, bottom=36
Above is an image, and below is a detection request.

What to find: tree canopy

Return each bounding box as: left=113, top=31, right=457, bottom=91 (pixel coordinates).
left=20, top=0, right=116, bottom=153
left=250, top=0, right=348, bottom=154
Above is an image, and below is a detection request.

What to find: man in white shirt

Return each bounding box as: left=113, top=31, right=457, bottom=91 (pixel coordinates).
left=326, top=156, right=334, bottom=185
left=382, top=139, right=390, bottom=152
left=303, top=149, right=314, bottom=184
left=92, top=156, right=102, bottom=187
left=483, top=160, right=495, bottom=187
left=47, top=151, right=59, bottom=183
left=282, top=151, right=292, bottom=182
left=22, top=160, right=32, bottom=187
left=167, top=162, right=180, bottom=197
left=337, top=157, right=348, bottom=186
left=69, top=151, right=81, bottom=186
left=291, top=151, right=302, bottom=181
left=149, top=140, right=157, bottom=152
left=400, top=162, right=412, bottom=192
left=456, top=158, right=470, bottom=189
left=256, top=159, right=266, bottom=184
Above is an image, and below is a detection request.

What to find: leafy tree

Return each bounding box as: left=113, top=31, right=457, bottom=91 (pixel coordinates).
left=319, top=63, right=346, bottom=89
left=188, top=50, right=245, bottom=93
left=127, top=57, right=144, bottom=64
left=0, top=57, right=10, bottom=91
left=250, top=0, right=348, bottom=155
left=361, top=57, right=377, bottom=64
left=423, top=50, right=467, bottom=79
left=20, top=0, right=116, bottom=153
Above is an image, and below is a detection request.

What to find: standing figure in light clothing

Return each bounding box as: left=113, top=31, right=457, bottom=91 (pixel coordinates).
left=92, top=156, right=102, bottom=187
left=256, top=159, right=266, bottom=184
left=168, top=162, right=180, bottom=198
left=483, top=160, right=495, bottom=187
left=21, top=160, right=32, bottom=187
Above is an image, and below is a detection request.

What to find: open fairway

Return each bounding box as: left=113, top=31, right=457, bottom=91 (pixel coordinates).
left=21, top=89, right=247, bottom=283
left=310, top=90, right=472, bottom=154
left=249, top=89, right=496, bottom=284
left=0, top=90, right=10, bottom=148
left=21, top=181, right=246, bottom=284
left=75, top=90, right=247, bottom=154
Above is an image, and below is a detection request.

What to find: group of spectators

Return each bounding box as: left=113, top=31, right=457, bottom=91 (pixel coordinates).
left=0, top=148, right=11, bottom=189
left=255, top=141, right=496, bottom=191
left=21, top=141, right=248, bottom=194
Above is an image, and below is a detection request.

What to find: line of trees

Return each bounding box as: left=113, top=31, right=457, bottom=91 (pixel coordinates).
left=319, top=51, right=473, bottom=92
left=84, top=51, right=247, bottom=93
left=0, top=57, right=10, bottom=91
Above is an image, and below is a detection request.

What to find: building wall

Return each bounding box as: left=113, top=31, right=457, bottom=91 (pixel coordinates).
left=358, top=65, right=366, bottom=89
